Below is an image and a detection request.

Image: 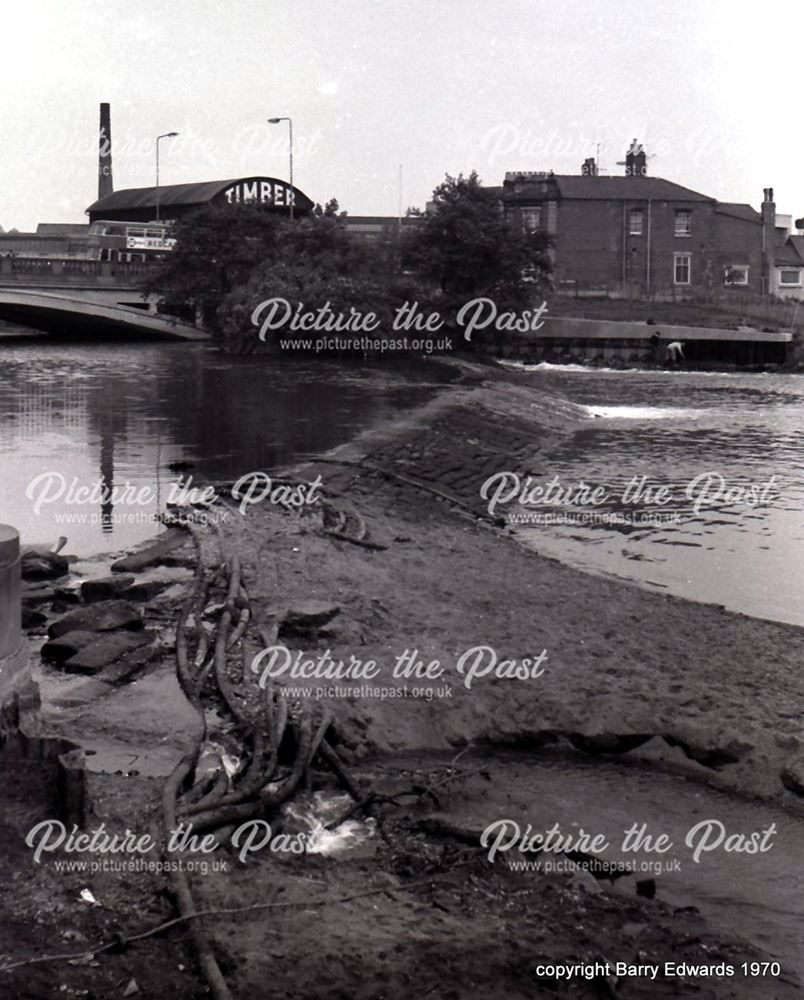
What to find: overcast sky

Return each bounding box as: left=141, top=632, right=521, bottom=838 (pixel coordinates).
left=2, top=0, right=802, bottom=231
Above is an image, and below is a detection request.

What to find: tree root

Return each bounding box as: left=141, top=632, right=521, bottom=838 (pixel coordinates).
left=162, top=755, right=233, bottom=1000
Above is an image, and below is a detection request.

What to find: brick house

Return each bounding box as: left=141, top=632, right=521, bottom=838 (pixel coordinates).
left=768, top=206, right=804, bottom=301
left=500, top=143, right=768, bottom=299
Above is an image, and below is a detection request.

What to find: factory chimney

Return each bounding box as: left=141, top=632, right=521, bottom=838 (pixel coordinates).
left=98, top=103, right=113, bottom=200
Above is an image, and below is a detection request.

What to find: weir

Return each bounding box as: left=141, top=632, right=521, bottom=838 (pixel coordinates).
left=483, top=316, right=794, bottom=367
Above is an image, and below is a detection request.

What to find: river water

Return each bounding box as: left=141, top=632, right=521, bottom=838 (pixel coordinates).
left=0, top=339, right=453, bottom=556
left=504, top=362, right=804, bottom=628
left=446, top=750, right=804, bottom=981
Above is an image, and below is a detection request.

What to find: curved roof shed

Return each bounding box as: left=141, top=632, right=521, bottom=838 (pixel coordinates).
left=86, top=176, right=314, bottom=223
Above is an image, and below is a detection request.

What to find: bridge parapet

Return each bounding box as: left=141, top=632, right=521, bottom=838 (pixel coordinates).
left=0, top=257, right=160, bottom=288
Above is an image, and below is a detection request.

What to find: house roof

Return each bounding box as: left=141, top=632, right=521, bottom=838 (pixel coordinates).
left=715, top=202, right=761, bottom=224
left=552, top=175, right=714, bottom=202
left=36, top=222, right=91, bottom=235
left=790, top=236, right=804, bottom=261
left=775, top=237, right=804, bottom=266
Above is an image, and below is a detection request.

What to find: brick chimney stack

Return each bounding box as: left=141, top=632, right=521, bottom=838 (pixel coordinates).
left=761, top=187, right=776, bottom=227
left=761, top=187, right=777, bottom=295
left=624, top=138, right=647, bottom=177
left=98, top=103, right=113, bottom=200
left=581, top=157, right=597, bottom=176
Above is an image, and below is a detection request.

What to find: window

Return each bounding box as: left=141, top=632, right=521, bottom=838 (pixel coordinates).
left=724, top=265, right=749, bottom=286
left=780, top=269, right=802, bottom=286
left=674, top=210, right=692, bottom=236
left=628, top=209, right=644, bottom=235
left=521, top=207, right=541, bottom=233
left=674, top=253, right=691, bottom=285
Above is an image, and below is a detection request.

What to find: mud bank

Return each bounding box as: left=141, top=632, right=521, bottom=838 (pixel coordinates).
left=262, top=360, right=804, bottom=809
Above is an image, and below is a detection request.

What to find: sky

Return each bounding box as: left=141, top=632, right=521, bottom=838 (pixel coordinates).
left=2, top=0, right=803, bottom=231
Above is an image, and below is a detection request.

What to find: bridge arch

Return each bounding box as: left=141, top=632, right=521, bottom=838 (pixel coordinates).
left=0, top=290, right=209, bottom=340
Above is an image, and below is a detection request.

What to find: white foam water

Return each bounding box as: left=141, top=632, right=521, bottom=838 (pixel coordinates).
left=499, top=360, right=735, bottom=377
left=583, top=404, right=706, bottom=420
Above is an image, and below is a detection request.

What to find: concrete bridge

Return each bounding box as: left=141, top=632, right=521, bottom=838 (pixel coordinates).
left=0, top=288, right=209, bottom=340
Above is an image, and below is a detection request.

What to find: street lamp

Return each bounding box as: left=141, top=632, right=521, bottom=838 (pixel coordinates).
left=268, top=117, right=294, bottom=220
left=155, top=131, right=179, bottom=223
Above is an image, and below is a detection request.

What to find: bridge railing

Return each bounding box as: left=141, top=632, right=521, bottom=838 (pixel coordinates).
left=0, top=257, right=161, bottom=287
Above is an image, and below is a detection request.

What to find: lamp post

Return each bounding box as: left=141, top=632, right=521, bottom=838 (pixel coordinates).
left=155, top=131, right=179, bottom=223
left=267, top=117, right=294, bottom=220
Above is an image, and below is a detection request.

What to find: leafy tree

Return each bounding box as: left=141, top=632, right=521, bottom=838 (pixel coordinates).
left=404, top=171, right=552, bottom=307
left=312, top=198, right=344, bottom=218
left=143, top=203, right=284, bottom=328
left=213, top=213, right=399, bottom=351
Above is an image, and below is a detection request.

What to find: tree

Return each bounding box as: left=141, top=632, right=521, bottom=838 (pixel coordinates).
left=214, top=213, right=399, bottom=352
left=143, top=203, right=284, bottom=329
left=404, top=172, right=552, bottom=307
left=312, top=198, right=344, bottom=218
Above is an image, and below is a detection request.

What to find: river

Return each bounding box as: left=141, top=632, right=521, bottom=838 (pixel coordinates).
left=504, top=362, right=804, bottom=628
left=0, top=339, right=453, bottom=556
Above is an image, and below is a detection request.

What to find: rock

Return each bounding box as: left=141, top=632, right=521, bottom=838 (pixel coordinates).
left=22, top=583, right=57, bottom=606
left=280, top=601, right=340, bottom=635
left=111, top=529, right=189, bottom=573
left=22, top=607, right=47, bottom=630
left=48, top=601, right=144, bottom=640
left=81, top=575, right=136, bottom=603
left=52, top=587, right=82, bottom=605
left=21, top=550, right=69, bottom=581
left=63, top=632, right=154, bottom=674
left=780, top=756, right=804, bottom=796
left=95, top=642, right=161, bottom=684
left=42, top=630, right=99, bottom=662
left=121, top=579, right=171, bottom=602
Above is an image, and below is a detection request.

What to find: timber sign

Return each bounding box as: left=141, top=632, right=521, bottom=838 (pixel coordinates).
left=216, top=177, right=313, bottom=214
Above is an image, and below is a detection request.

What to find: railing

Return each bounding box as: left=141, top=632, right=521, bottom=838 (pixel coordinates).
left=61, top=260, right=101, bottom=277
left=0, top=257, right=161, bottom=287
left=11, top=258, right=53, bottom=275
